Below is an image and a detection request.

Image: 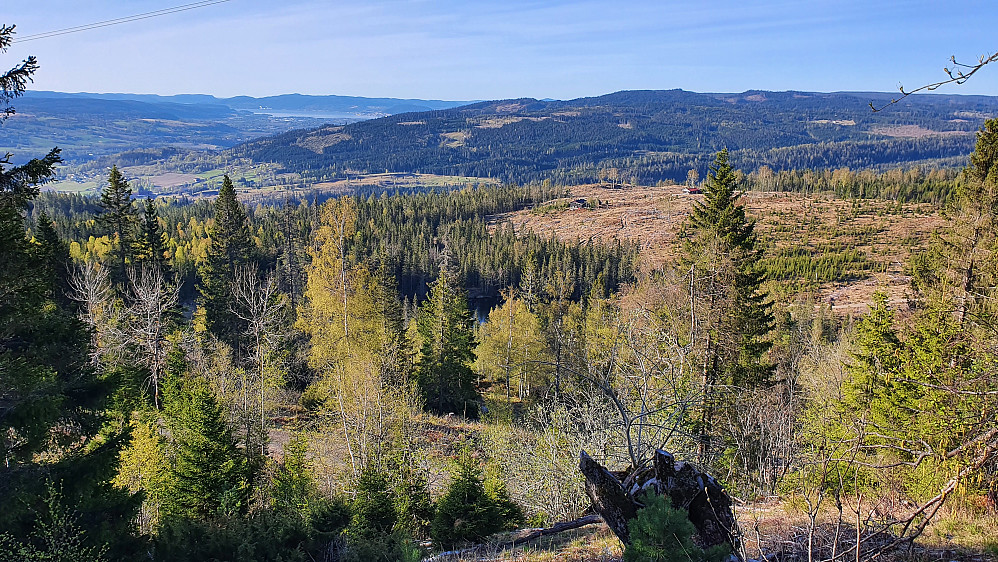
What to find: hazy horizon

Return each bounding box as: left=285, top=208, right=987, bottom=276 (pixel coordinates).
left=6, top=1, right=998, bottom=101
left=23, top=87, right=998, bottom=106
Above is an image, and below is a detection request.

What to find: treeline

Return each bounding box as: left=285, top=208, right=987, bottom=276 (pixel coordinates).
left=740, top=163, right=960, bottom=203
left=583, top=137, right=971, bottom=189
left=30, top=180, right=636, bottom=306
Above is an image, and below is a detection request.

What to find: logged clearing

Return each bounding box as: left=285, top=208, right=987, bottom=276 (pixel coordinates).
left=490, top=184, right=947, bottom=313
left=871, top=124, right=974, bottom=138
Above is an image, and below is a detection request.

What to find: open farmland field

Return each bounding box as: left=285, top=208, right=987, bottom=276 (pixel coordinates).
left=490, top=184, right=947, bottom=313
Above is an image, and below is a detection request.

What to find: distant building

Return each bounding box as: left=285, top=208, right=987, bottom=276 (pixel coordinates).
left=569, top=198, right=588, bottom=209
left=683, top=187, right=702, bottom=194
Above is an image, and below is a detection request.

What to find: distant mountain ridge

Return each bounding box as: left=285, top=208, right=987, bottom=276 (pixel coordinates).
left=2, top=91, right=474, bottom=162
left=231, top=88, right=998, bottom=185
left=23, top=91, right=473, bottom=117
left=8, top=88, right=998, bottom=187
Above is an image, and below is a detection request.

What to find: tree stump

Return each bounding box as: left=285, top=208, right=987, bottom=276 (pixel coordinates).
left=580, top=449, right=741, bottom=557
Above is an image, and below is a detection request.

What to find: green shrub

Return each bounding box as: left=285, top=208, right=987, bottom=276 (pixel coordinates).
left=391, top=459, right=434, bottom=537
left=0, top=483, right=110, bottom=562
left=623, top=492, right=730, bottom=562
left=430, top=452, right=523, bottom=549
left=344, top=465, right=426, bottom=562
left=342, top=530, right=422, bottom=562
left=154, top=503, right=349, bottom=562
left=349, top=467, right=398, bottom=537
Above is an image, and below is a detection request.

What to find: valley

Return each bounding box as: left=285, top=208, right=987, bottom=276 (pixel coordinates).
left=7, top=1, right=998, bottom=559
left=6, top=86, right=998, bottom=562
left=8, top=88, right=998, bottom=201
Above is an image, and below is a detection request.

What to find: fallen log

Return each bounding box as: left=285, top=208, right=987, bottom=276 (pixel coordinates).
left=421, top=514, right=604, bottom=561
left=506, top=514, right=603, bottom=544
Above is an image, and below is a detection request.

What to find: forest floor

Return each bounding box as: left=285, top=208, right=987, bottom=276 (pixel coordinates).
left=427, top=504, right=998, bottom=562
left=427, top=512, right=998, bottom=562
left=277, top=409, right=998, bottom=562
left=490, top=184, right=946, bottom=314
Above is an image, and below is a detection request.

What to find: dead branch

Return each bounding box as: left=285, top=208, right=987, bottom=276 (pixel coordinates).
left=871, top=51, right=998, bottom=111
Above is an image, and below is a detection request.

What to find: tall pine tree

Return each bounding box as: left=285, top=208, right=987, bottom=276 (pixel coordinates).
left=34, top=210, right=70, bottom=301
left=682, top=149, right=773, bottom=462
left=414, top=256, right=479, bottom=416
left=133, top=197, right=168, bottom=273
left=97, top=165, right=136, bottom=279
left=198, top=175, right=253, bottom=346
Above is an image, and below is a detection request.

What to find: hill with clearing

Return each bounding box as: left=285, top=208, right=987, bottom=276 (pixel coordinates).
left=231, top=89, right=998, bottom=186
left=490, top=183, right=945, bottom=312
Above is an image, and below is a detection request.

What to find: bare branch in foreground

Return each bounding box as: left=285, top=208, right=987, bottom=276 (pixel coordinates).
left=872, top=51, right=998, bottom=111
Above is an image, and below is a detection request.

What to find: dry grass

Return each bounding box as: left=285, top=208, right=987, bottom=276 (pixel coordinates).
left=430, top=525, right=622, bottom=562
left=737, top=498, right=998, bottom=562
left=492, top=184, right=947, bottom=313
left=421, top=501, right=997, bottom=562
left=919, top=504, right=998, bottom=558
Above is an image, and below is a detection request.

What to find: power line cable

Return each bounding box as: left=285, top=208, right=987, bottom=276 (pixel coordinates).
left=14, top=0, right=232, bottom=43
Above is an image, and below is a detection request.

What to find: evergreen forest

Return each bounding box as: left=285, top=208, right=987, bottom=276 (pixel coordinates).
left=4, top=23, right=998, bottom=562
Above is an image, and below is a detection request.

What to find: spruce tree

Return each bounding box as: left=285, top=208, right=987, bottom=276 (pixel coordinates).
left=623, top=492, right=730, bottom=562
left=33, top=210, right=70, bottom=300
left=198, top=175, right=253, bottom=345
left=96, top=165, right=136, bottom=278
left=271, top=434, right=319, bottom=519
left=414, top=257, right=479, bottom=416
left=947, top=118, right=998, bottom=327
left=349, top=467, right=398, bottom=537
left=685, top=148, right=773, bottom=386
left=683, top=149, right=773, bottom=462
left=163, top=377, right=250, bottom=520
left=430, top=451, right=522, bottom=548
left=133, top=197, right=168, bottom=273
left=688, top=149, right=754, bottom=250
left=1, top=28, right=140, bottom=557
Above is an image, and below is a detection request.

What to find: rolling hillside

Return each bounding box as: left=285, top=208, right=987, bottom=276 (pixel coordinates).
left=233, top=89, right=998, bottom=185
left=0, top=91, right=471, bottom=162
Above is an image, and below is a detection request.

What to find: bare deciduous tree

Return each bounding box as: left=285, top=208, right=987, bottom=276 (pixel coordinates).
left=232, top=263, right=286, bottom=455
left=125, top=264, right=179, bottom=408
left=69, top=260, right=125, bottom=369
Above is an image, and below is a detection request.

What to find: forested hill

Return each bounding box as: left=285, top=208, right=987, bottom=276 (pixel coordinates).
left=232, top=89, right=998, bottom=184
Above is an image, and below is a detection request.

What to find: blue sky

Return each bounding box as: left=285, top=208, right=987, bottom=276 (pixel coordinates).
left=5, top=0, right=998, bottom=100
